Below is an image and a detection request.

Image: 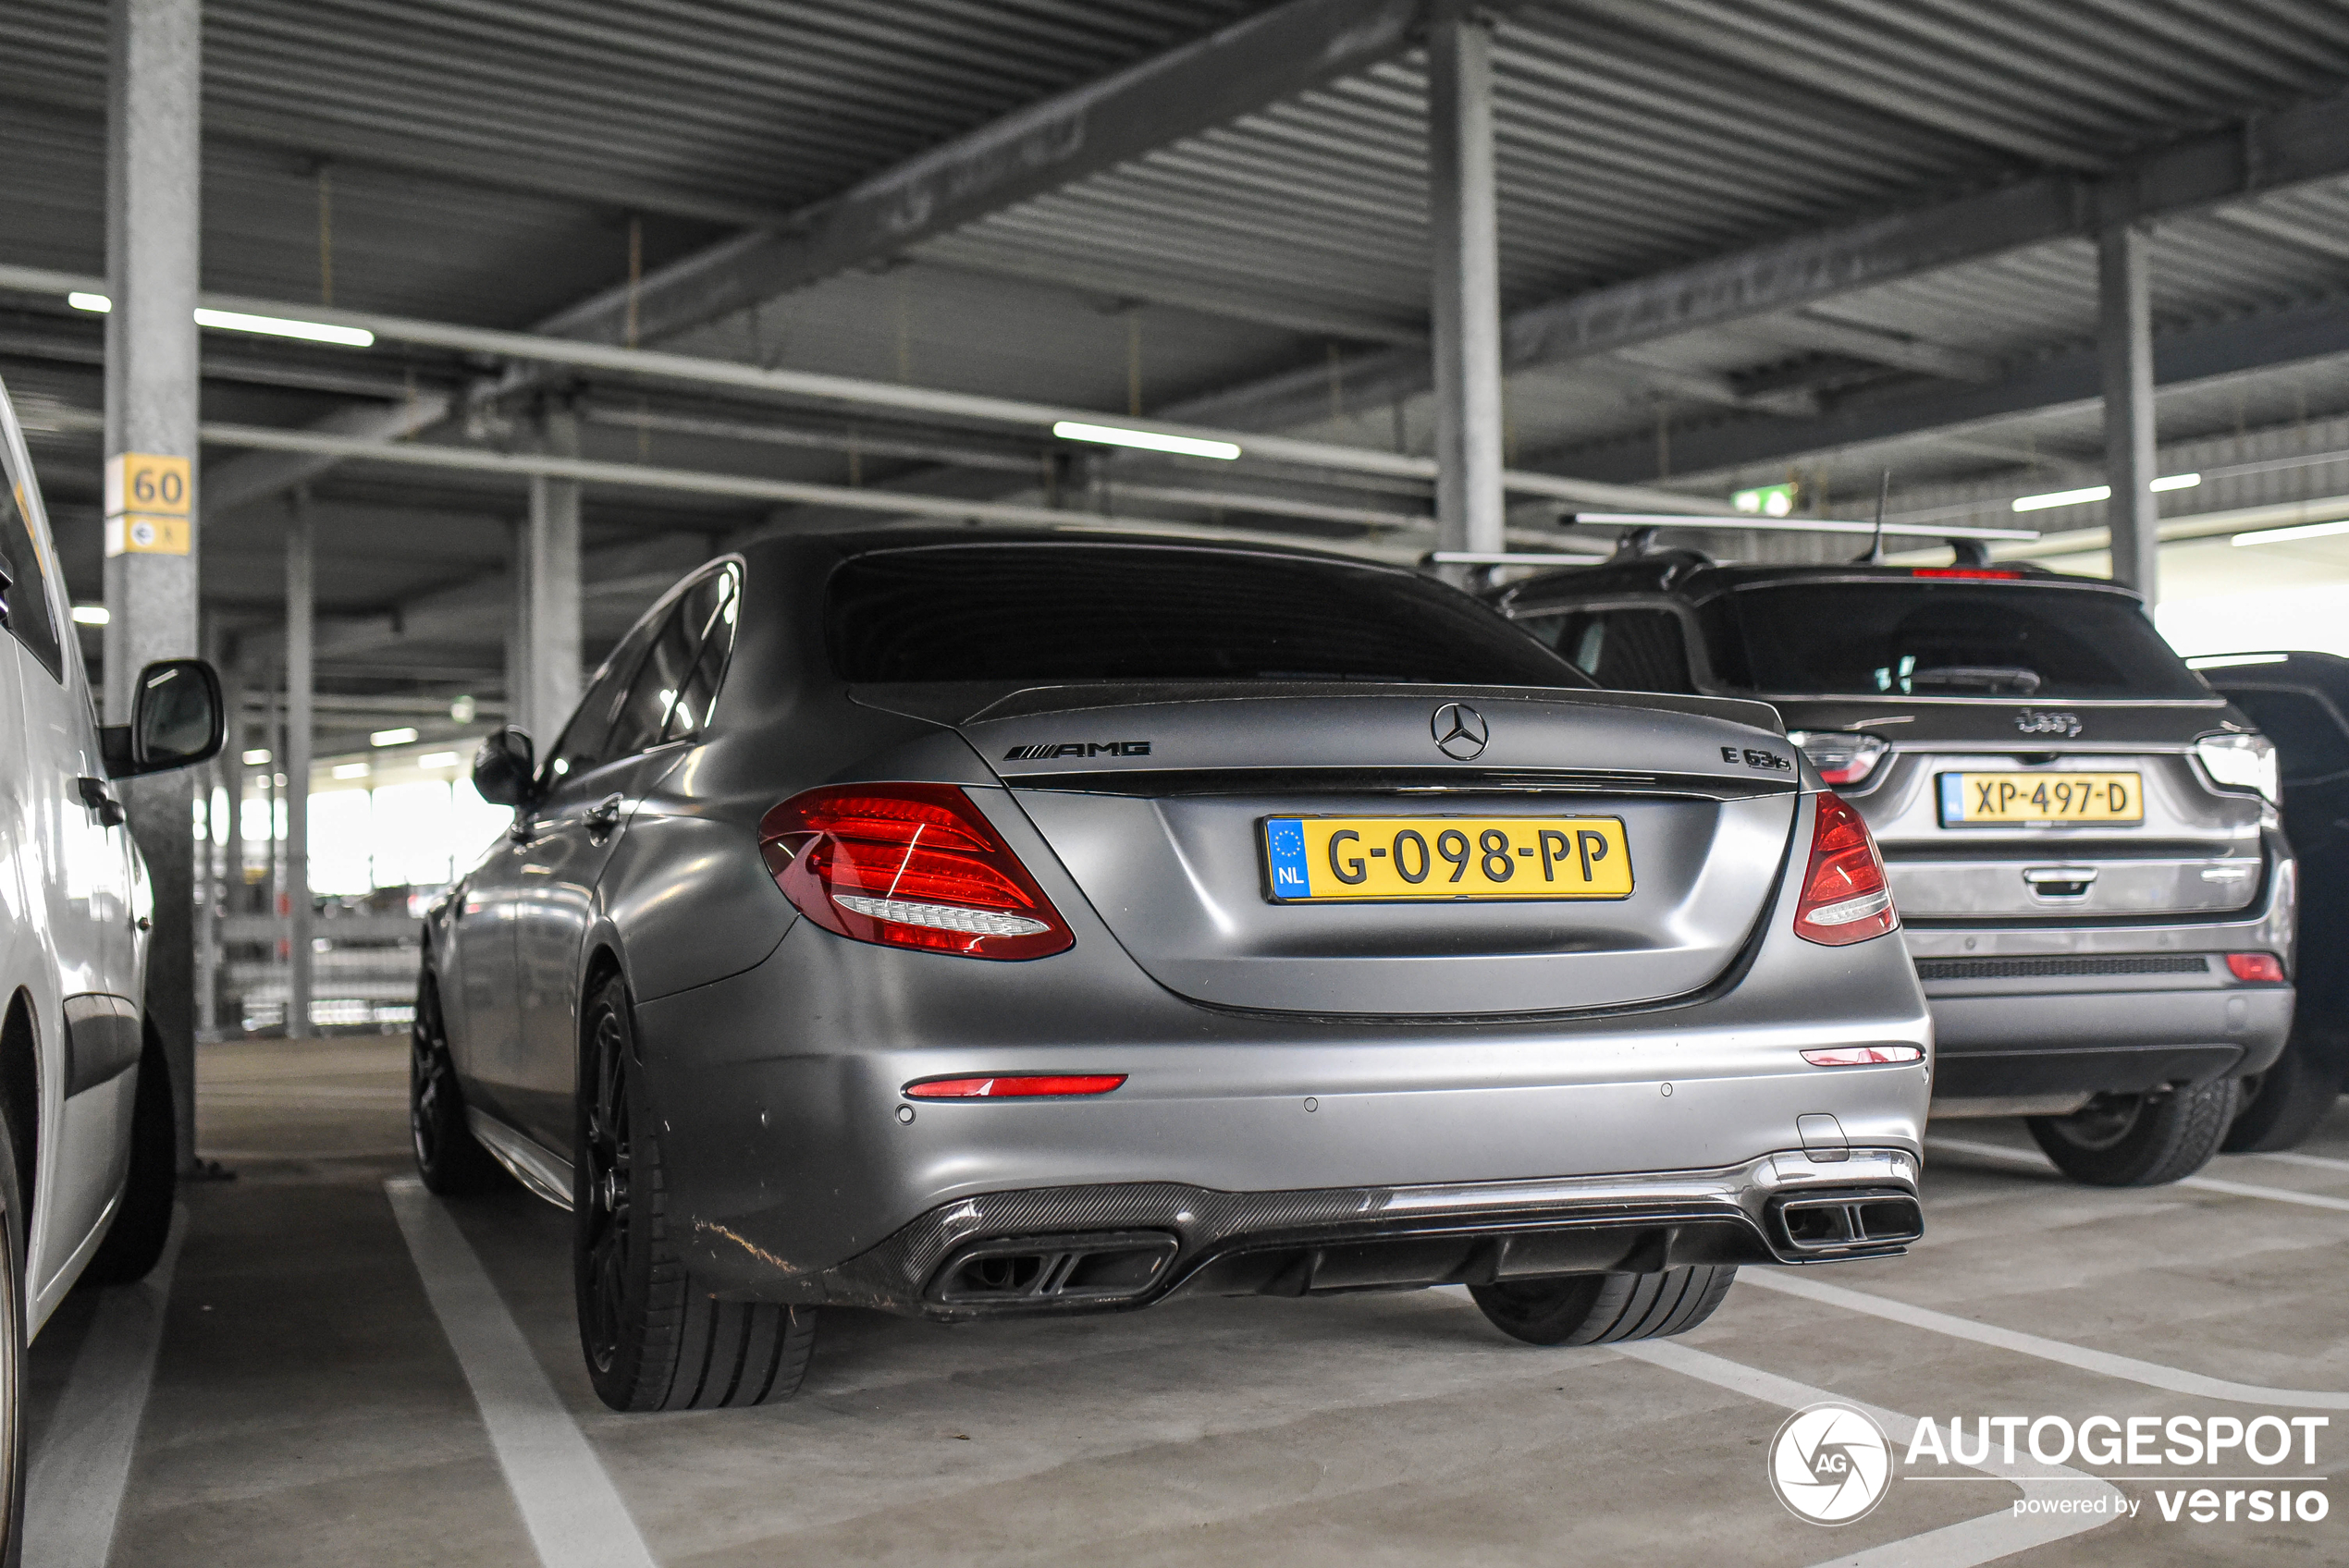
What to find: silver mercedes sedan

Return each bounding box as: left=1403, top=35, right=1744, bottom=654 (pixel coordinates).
left=412, top=530, right=1931, bottom=1411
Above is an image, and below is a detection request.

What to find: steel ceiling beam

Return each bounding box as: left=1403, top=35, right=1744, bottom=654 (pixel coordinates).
left=1540, top=292, right=2349, bottom=484
left=1166, top=83, right=2349, bottom=433
left=534, top=0, right=1433, bottom=350
left=0, top=262, right=1726, bottom=512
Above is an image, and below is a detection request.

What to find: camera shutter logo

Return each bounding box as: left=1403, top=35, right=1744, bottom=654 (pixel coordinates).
left=1431, top=703, right=1488, bottom=760
left=1768, top=1403, right=1892, bottom=1525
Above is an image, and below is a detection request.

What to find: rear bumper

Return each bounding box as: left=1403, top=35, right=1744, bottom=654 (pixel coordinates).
left=819, top=1147, right=1923, bottom=1322
left=631, top=905, right=1932, bottom=1303
left=1926, top=986, right=2294, bottom=1098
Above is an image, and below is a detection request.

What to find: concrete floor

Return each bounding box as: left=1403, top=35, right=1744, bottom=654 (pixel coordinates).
left=26, top=1036, right=2348, bottom=1566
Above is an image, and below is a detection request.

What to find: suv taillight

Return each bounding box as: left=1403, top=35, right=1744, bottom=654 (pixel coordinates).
left=759, top=784, right=1074, bottom=961
left=1787, top=729, right=1888, bottom=788
left=1793, top=793, right=1898, bottom=946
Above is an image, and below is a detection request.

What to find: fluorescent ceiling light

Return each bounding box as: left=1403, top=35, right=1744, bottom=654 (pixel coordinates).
left=241, top=748, right=272, bottom=766
left=69, top=604, right=108, bottom=626
left=2232, top=518, right=2349, bottom=546
left=2011, top=484, right=2109, bottom=512
left=194, top=307, right=374, bottom=348
left=418, top=751, right=462, bottom=768
left=62, top=291, right=371, bottom=348
left=1052, top=420, right=1239, bottom=460
left=2185, top=652, right=2290, bottom=668
left=331, top=762, right=372, bottom=780
left=2011, top=473, right=2199, bottom=512
left=369, top=726, right=420, bottom=747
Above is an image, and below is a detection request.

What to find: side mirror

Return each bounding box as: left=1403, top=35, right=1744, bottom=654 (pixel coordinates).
left=101, top=658, right=226, bottom=778
left=472, top=727, right=538, bottom=808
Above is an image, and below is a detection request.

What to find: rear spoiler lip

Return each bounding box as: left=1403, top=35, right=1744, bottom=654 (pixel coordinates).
left=940, top=680, right=1789, bottom=738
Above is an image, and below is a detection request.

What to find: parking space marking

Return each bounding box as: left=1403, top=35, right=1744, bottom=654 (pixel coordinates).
left=2247, top=1149, right=2349, bottom=1175
left=1929, top=1137, right=2349, bottom=1213
left=1744, top=1270, right=2349, bottom=1410
left=1620, top=1339, right=2121, bottom=1566
left=24, top=1205, right=185, bottom=1568
left=385, top=1179, right=657, bottom=1568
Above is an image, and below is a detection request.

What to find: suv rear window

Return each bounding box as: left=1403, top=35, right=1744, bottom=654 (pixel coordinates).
left=828, top=543, right=1586, bottom=687
left=1711, top=581, right=2207, bottom=700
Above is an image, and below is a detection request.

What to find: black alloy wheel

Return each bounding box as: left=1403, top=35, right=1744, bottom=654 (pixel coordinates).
left=2029, top=1080, right=2239, bottom=1186
left=410, top=971, right=505, bottom=1195
left=579, top=1000, right=634, bottom=1379
left=1470, top=1265, right=1737, bottom=1346
left=572, top=973, right=815, bottom=1412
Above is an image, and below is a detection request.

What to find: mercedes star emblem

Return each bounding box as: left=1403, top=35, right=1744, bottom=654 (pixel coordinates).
left=1431, top=702, right=1488, bottom=760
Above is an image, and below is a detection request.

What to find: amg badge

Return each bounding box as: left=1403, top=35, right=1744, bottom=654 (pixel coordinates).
left=1002, top=741, right=1152, bottom=761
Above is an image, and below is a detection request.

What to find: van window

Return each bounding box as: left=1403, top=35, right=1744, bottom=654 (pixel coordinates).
left=0, top=462, right=63, bottom=680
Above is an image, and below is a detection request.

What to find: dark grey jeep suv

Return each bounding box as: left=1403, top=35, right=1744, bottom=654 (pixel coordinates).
left=1491, top=548, right=2294, bottom=1187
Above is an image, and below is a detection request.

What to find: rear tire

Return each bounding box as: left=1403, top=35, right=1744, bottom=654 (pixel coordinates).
left=574, top=973, right=815, bottom=1412
left=2029, top=1079, right=2239, bottom=1186
left=411, top=971, right=507, bottom=1196
left=1470, top=1265, right=1737, bottom=1346
left=2223, top=1034, right=2343, bottom=1153
left=81, top=1029, right=175, bottom=1286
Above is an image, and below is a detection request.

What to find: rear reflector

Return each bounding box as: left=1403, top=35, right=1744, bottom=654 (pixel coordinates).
left=1911, top=568, right=2023, bottom=579
left=2225, top=951, right=2287, bottom=983
left=761, top=783, right=1073, bottom=961
left=904, top=1073, right=1127, bottom=1099
left=1802, top=1045, right=1925, bottom=1066
left=1793, top=793, right=1898, bottom=947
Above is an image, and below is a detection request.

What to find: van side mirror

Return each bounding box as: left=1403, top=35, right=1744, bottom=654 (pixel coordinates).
left=472, top=727, right=538, bottom=808
left=101, top=658, right=226, bottom=778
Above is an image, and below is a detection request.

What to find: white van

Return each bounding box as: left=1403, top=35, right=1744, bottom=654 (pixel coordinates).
left=0, top=375, right=224, bottom=1549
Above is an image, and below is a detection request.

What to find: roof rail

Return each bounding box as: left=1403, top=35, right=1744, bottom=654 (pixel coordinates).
left=1566, top=512, right=2035, bottom=542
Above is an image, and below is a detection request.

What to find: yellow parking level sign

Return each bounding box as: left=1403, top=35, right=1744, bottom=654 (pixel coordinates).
left=103, top=452, right=193, bottom=557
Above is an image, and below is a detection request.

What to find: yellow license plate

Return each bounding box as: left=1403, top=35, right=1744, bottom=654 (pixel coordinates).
left=1262, top=816, right=1634, bottom=901
left=1938, top=771, right=2144, bottom=826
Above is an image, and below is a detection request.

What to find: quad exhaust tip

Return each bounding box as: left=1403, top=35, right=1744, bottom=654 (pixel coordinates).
left=1772, top=1191, right=1924, bottom=1254
left=931, top=1230, right=1180, bottom=1305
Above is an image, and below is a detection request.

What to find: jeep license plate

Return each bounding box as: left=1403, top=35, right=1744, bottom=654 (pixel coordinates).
left=1938, top=772, right=2143, bottom=826
left=1261, top=816, right=1634, bottom=901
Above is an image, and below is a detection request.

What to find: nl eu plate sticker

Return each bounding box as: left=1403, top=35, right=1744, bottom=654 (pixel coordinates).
left=1265, top=817, right=1310, bottom=898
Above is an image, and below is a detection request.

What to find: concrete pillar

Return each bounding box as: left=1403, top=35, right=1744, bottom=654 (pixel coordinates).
left=507, top=517, right=535, bottom=741
left=195, top=617, right=223, bottom=1039
left=1427, top=8, right=1507, bottom=557
left=528, top=405, right=583, bottom=744
left=103, top=0, right=203, bottom=1162
left=2098, top=225, right=2159, bottom=601
left=285, top=496, right=314, bottom=1038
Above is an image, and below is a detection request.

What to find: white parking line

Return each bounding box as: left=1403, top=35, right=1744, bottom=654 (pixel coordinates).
left=1744, top=1270, right=2349, bottom=1410
left=1620, top=1339, right=2122, bottom=1567
left=1928, top=1137, right=2349, bottom=1213
left=2246, top=1149, right=2349, bottom=1175
left=24, top=1205, right=185, bottom=1568
left=385, top=1178, right=658, bottom=1568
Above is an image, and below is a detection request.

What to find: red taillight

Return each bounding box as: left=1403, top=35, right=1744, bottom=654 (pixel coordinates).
left=1911, top=568, right=2023, bottom=580
left=1793, top=793, right=1898, bottom=947
left=2225, top=952, right=2286, bottom=983
left=760, top=783, right=1074, bottom=961
left=1802, top=1045, right=1924, bottom=1066
left=904, top=1073, right=1126, bottom=1099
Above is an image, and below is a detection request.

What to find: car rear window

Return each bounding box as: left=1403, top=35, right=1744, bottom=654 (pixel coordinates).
left=827, top=543, right=1587, bottom=687
left=1710, top=581, right=2208, bottom=700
